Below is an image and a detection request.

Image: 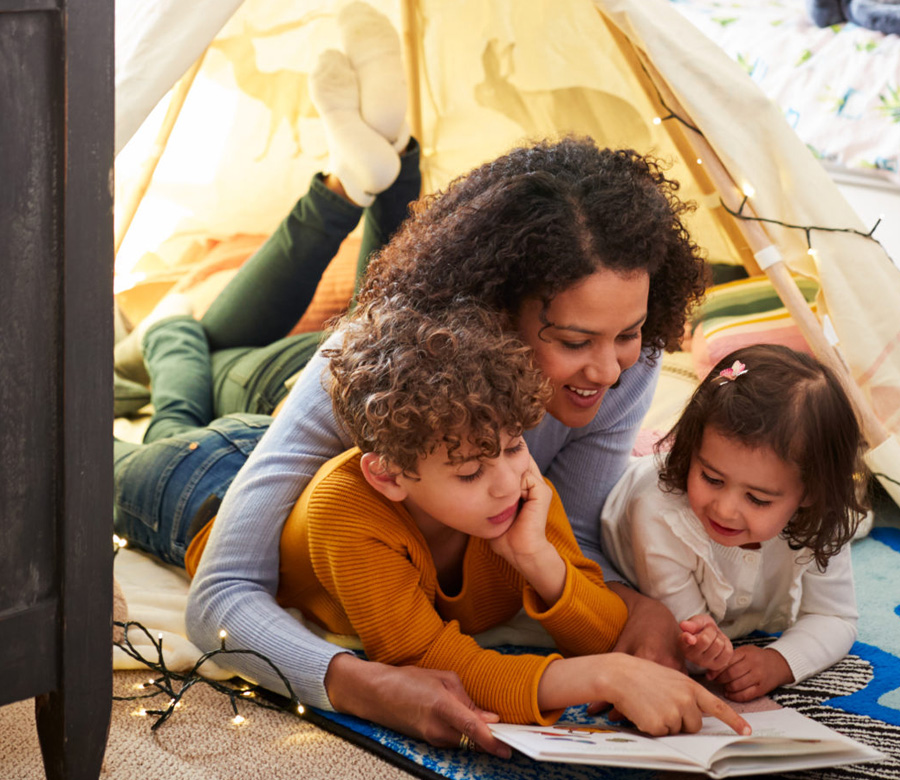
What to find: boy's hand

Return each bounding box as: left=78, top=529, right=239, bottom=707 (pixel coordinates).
left=679, top=614, right=733, bottom=673
left=708, top=645, right=794, bottom=701
left=489, top=457, right=565, bottom=606
left=540, top=654, right=751, bottom=737
left=489, top=456, right=553, bottom=565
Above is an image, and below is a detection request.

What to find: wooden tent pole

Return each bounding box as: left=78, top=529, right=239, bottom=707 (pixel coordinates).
left=400, top=0, right=424, bottom=150
left=635, top=51, right=889, bottom=450
left=602, top=19, right=760, bottom=276
left=114, top=52, right=207, bottom=256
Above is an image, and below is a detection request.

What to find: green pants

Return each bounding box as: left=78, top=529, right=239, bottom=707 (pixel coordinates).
left=201, top=141, right=421, bottom=415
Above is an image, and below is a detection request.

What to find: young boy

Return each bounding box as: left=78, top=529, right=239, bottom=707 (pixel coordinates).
left=186, top=301, right=750, bottom=735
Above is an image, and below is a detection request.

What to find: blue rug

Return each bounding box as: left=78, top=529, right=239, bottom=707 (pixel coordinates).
left=304, top=491, right=900, bottom=780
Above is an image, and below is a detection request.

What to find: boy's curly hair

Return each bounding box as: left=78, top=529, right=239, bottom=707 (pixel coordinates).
left=325, top=300, right=552, bottom=475
left=657, top=344, right=868, bottom=569
left=358, top=136, right=708, bottom=358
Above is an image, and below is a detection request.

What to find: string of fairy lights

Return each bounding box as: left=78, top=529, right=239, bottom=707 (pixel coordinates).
left=113, top=619, right=304, bottom=729
left=112, top=535, right=303, bottom=730
left=642, top=57, right=894, bottom=266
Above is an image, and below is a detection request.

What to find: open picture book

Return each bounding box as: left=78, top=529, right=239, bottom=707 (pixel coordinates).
left=489, top=708, right=885, bottom=778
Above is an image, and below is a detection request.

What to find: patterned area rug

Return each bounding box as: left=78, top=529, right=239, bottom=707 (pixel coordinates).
left=302, top=495, right=900, bottom=780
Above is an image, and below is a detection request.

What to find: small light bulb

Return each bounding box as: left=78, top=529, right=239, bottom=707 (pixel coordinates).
left=297, top=704, right=305, bottom=715
left=219, top=629, right=228, bottom=640
left=741, top=183, right=755, bottom=199
left=241, top=690, right=254, bottom=698
left=696, top=158, right=703, bottom=165
left=119, top=538, right=128, bottom=548
left=232, top=715, right=246, bottom=725
left=807, top=247, right=819, bottom=258
left=134, top=708, right=148, bottom=717
left=652, top=116, right=662, bottom=125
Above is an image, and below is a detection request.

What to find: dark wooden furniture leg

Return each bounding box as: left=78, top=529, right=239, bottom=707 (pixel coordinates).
left=0, top=1, right=114, bottom=778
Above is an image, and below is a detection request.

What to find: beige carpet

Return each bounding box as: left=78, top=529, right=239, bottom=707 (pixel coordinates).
left=0, top=670, right=414, bottom=779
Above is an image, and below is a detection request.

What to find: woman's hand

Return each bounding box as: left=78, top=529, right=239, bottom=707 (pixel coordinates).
left=606, top=582, right=684, bottom=671
left=539, top=653, right=751, bottom=737
left=679, top=614, right=734, bottom=673
left=708, top=645, right=794, bottom=702
left=489, top=457, right=566, bottom=606
left=324, top=654, right=511, bottom=757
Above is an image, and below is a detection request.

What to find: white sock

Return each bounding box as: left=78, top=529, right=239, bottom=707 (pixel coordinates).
left=310, top=49, right=400, bottom=207
left=338, top=2, right=410, bottom=151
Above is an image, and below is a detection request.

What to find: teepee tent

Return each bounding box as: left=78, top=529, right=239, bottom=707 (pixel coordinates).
left=113, top=0, right=900, bottom=505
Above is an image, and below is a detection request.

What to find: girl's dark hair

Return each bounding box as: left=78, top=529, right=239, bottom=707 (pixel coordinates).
left=658, top=344, right=868, bottom=569
left=358, top=136, right=708, bottom=358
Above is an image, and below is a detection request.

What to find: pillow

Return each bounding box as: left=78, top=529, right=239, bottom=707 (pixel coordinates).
left=691, top=275, right=819, bottom=380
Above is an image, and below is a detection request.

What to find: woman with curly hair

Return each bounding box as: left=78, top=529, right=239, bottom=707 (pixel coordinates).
left=176, top=134, right=709, bottom=752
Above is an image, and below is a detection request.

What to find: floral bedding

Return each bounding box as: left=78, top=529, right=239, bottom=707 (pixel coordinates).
left=669, top=0, right=900, bottom=182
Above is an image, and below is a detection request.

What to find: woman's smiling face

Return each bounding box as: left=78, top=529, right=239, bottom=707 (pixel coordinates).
left=516, top=268, right=649, bottom=428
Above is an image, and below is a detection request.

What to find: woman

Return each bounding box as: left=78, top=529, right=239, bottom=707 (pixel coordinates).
left=185, top=135, right=709, bottom=750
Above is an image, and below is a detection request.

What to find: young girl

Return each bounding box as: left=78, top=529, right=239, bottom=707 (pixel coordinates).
left=601, top=343, right=867, bottom=702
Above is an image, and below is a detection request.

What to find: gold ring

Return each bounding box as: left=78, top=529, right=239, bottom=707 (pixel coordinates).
left=458, top=732, right=474, bottom=751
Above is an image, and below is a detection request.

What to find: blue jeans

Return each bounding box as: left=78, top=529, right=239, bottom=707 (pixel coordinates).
left=113, top=317, right=272, bottom=566
left=113, top=413, right=270, bottom=567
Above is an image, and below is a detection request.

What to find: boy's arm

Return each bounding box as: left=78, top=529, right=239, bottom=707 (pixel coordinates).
left=312, top=497, right=565, bottom=725
left=536, top=653, right=751, bottom=737
left=517, top=482, right=628, bottom=656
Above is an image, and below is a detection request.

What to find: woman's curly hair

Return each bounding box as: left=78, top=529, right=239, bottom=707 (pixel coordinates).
left=657, top=344, right=868, bottom=569
left=358, top=135, right=708, bottom=357
left=325, top=299, right=552, bottom=475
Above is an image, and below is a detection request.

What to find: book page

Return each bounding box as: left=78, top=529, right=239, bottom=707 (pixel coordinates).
left=489, top=723, right=704, bottom=766
left=490, top=708, right=884, bottom=776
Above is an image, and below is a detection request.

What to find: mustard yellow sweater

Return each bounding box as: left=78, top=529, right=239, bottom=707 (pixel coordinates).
left=188, top=448, right=628, bottom=724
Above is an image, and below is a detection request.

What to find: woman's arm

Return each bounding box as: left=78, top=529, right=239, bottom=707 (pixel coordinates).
left=186, top=345, right=354, bottom=707
left=186, top=347, right=508, bottom=752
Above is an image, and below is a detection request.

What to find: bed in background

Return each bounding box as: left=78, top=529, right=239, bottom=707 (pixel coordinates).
left=668, top=0, right=900, bottom=264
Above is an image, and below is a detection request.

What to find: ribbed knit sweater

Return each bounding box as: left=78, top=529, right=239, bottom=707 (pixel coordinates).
left=188, top=448, right=628, bottom=724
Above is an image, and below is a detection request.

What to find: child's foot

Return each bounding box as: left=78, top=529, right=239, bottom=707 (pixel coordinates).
left=338, top=2, right=410, bottom=151
left=114, top=293, right=195, bottom=386
left=310, top=49, right=400, bottom=207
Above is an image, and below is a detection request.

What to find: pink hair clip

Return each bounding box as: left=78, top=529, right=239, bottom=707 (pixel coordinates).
left=718, top=360, right=748, bottom=381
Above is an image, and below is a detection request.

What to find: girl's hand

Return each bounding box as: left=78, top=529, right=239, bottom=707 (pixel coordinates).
left=708, top=645, right=794, bottom=701
left=679, top=614, right=734, bottom=673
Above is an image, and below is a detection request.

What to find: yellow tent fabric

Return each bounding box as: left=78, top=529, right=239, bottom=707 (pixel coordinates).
left=114, top=0, right=900, bottom=501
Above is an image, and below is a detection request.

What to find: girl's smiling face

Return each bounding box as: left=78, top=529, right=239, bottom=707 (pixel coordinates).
left=516, top=268, right=649, bottom=429
left=687, top=426, right=809, bottom=548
